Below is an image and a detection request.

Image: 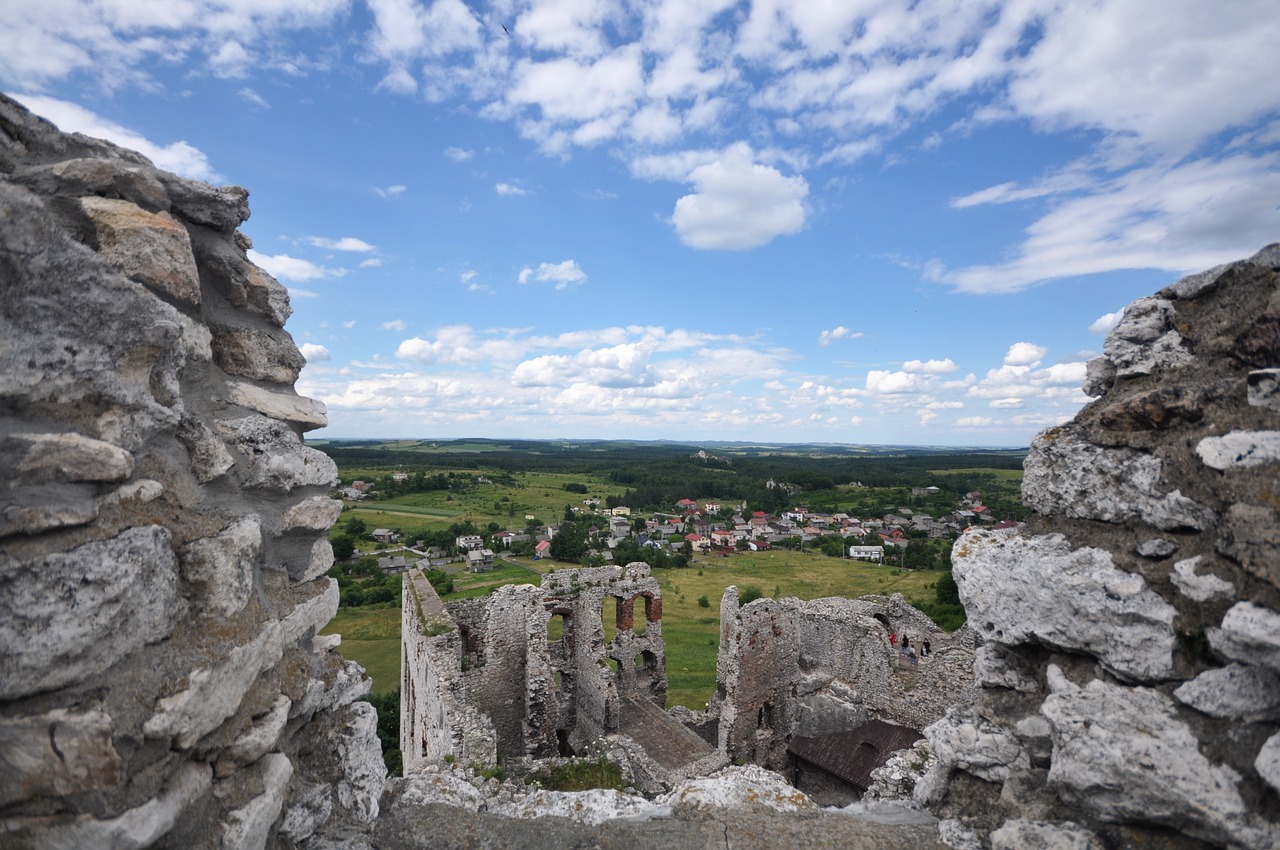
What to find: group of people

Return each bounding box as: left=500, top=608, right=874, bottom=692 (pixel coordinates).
left=888, top=631, right=931, bottom=666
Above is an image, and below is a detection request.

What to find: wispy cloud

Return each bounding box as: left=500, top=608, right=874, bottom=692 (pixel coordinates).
left=518, top=260, right=587, bottom=290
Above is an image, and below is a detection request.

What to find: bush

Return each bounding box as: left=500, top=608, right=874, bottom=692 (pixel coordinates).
left=739, top=585, right=764, bottom=605
left=697, top=595, right=710, bottom=608
left=332, top=534, right=356, bottom=560
left=427, top=570, right=454, bottom=595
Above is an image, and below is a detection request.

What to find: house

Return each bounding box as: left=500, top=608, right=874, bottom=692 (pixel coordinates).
left=391, top=471, right=409, bottom=482
left=675, top=498, right=697, bottom=511
left=370, top=528, right=400, bottom=545
left=704, top=501, right=721, bottom=514
left=848, top=545, right=885, bottom=563
left=533, top=540, right=551, bottom=560
left=747, top=540, right=771, bottom=552
left=684, top=533, right=710, bottom=552
left=911, top=486, right=941, bottom=496
left=466, top=549, right=496, bottom=572
left=456, top=534, right=484, bottom=552
left=609, top=506, right=631, bottom=516
left=711, top=529, right=736, bottom=548
left=378, top=555, right=410, bottom=573
left=491, top=531, right=514, bottom=549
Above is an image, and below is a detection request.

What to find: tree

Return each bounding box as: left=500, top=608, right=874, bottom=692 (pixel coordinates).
left=739, top=585, right=764, bottom=605
left=344, top=517, right=367, bottom=537
left=332, top=535, right=356, bottom=560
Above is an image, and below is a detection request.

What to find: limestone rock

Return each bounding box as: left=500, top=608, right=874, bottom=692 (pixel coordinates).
left=494, top=788, right=662, bottom=825
left=7, top=432, right=134, bottom=483
left=1248, top=368, right=1280, bottom=412
left=396, top=771, right=485, bottom=811
left=225, top=381, right=328, bottom=431
left=1161, top=263, right=1231, bottom=300
left=1217, top=503, right=1280, bottom=588
left=179, top=515, right=262, bottom=617
left=954, top=530, right=1177, bottom=681
left=215, top=695, right=292, bottom=778
left=989, top=819, right=1103, bottom=850
left=1169, top=555, right=1235, bottom=602
left=281, top=496, right=345, bottom=532
left=1022, top=430, right=1214, bottom=531
left=1208, top=602, right=1280, bottom=673
left=219, top=753, right=292, bottom=850
left=1102, top=297, right=1192, bottom=376
left=177, top=416, right=236, bottom=483
left=156, top=171, right=250, bottom=232
left=25, top=762, right=212, bottom=850
left=1257, top=733, right=1280, bottom=796
left=1135, top=537, right=1178, bottom=559
left=215, top=415, right=337, bottom=491
left=925, top=707, right=1029, bottom=783
left=282, top=579, right=340, bottom=645
left=80, top=196, right=201, bottom=306
left=279, top=780, right=334, bottom=844
left=336, top=702, right=387, bottom=823
left=211, top=324, right=305, bottom=384
left=0, top=706, right=121, bottom=806
left=1196, top=429, right=1280, bottom=470
left=1173, top=663, right=1280, bottom=722
left=0, top=526, right=180, bottom=700
left=664, top=764, right=818, bottom=815
left=144, top=621, right=285, bottom=749
left=972, top=643, right=1039, bottom=693
left=17, top=156, right=168, bottom=210
left=1041, top=666, right=1277, bottom=850
left=1081, top=356, right=1114, bottom=398
left=290, top=536, right=335, bottom=583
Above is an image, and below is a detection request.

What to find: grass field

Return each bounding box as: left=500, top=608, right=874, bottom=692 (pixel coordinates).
left=320, top=551, right=946, bottom=707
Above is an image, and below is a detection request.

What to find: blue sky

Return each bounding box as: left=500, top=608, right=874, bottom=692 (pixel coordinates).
left=6, top=1, right=1279, bottom=445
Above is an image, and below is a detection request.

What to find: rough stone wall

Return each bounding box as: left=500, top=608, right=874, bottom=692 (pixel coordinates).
left=926, top=246, right=1280, bottom=850
left=714, top=589, right=977, bottom=771
left=0, top=94, right=384, bottom=848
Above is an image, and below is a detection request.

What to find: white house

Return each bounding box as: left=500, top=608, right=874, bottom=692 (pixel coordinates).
left=848, top=545, right=885, bottom=563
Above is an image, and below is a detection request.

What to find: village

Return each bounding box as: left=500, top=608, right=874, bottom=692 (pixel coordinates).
left=333, top=476, right=1020, bottom=576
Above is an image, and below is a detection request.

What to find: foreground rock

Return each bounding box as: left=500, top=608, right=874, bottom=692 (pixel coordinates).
left=930, top=245, right=1280, bottom=849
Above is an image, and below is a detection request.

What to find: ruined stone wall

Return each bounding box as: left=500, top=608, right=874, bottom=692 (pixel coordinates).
left=0, top=94, right=384, bottom=848
left=714, top=590, right=977, bottom=770
left=926, top=246, right=1280, bottom=850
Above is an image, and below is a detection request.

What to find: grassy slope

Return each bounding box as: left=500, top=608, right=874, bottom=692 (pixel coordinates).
left=321, top=551, right=943, bottom=708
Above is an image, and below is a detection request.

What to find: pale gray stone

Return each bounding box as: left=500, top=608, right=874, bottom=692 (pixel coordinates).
left=80, top=197, right=201, bottom=306
left=30, top=762, right=212, bottom=850
left=225, top=382, right=327, bottom=431
left=1023, top=430, right=1215, bottom=531
left=1170, top=555, right=1235, bottom=602
left=279, top=781, right=333, bottom=843
left=219, top=753, right=292, bottom=850
left=282, top=579, right=340, bottom=646
left=179, top=515, right=262, bottom=617
left=936, top=818, right=983, bottom=850
left=1173, top=664, right=1280, bottom=722
left=989, top=819, right=1103, bottom=850
left=1257, top=732, right=1280, bottom=795
left=0, top=525, right=180, bottom=699
left=215, top=415, right=338, bottom=491
left=1208, top=602, right=1280, bottom=673
left=1196, top=430, right=1280, bottom=470
left=1041, top=666, right=1279, bottom=849
left=156, top=171, right=250, bottom=232
left=1081, top=356, right=1115, bottom=398
left=1103, top=297, right=1192, bottom=376
left=336, top=702, right=387, bottom=823
left=144, top=622, right=284, bottom=749
left=1248, top=369, right=1280, bottom=413
left=215, top=695, right=292, bottom=778
left=8, top=432, right=134, bottom=483
left=1161, top=263, right=1231, bottom=300
left=0, top=706, right=121, bottom=806
left=210, top=324, right=304, bottom=384
left=955, top=530, right=1177, bottom=681
left=178, top=417, right=236, bottom=483
left=1135, top=538, right=1178, bottom=559
left=281, top=496, right=344, bottom=532
left=973, top=643, right=1039, bottom=693
left=1248, top=242, right=1280, bottom=269
left=102, top=478, right=164, bottom=506
left=0, top=499, right=99, bottom=537
left=925, top=707, right=1029, bottom=783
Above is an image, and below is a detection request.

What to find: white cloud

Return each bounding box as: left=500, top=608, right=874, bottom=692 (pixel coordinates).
left=957, top=416, right=998, bottom=427
left=382, top=319, right=407, bottom=332
left=990, top=398, right=1024, bottom=409
left=1004, top=342, right=1047, bottom=366
left=902, top=358, right=958, bottom=374
left=865, top=371, right=921, bottom=394
left=360, top=258, right=383, bottom=268
left=342, top=320, right=357, bottom=329
left=918, top=410, right=938, bottom=425
left=818, top=326, right=863, bottom=346
left=376, top=184, right=407, bottom=197
left=306, top=236, right=377, bottom=252
left=670, top=143, right=809, bottom=250
left=496, top=182, right=529, bottom=196
left=238, top=87, right=269, bottom=108
left=518, top=260, right=587, bottom=289
left=12, top=94, right=220, bottom=182
left=247, top=250, right=345, bottom=282
left=444, top=146, right=474, bottom=161
left=1089, top=311, right=1123, bottom=335
left=299, top=343, right=331, bottom=362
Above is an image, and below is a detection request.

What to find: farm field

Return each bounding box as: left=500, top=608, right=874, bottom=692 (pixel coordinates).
left=320, top=551, right=943, bottom=709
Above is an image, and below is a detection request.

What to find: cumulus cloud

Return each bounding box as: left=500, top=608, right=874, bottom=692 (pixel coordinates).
left=518, top=260, right=587, bottom=289
left=902, top=358, right=959, bottom=374
left=299, top=343, right=331, bottom=362
left=382, top=319, right=407, bottom=332
left=1089, top=311, right=1123, bottom=335
left=305, top=236, right=377, bottom=252
left=12, top=95, right=220, bottom=182
left=670, top=143, right=809, bottom=250
left=865, top=370, right=921, bottom=394
left=496, top=182, right=529, bottom=196
left=444, top=146, right=474, bottom=161
left=818, top=326, right=863, bottom=346
left=247, top=250, right=345, bottom=282
left=957, top=416, right=998, bottom=427
left=1004, top=342, right=1047, bottom=366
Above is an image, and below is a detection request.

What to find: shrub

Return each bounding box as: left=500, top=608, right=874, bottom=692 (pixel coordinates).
left=697, top=595, right=710, bottom=608
left=739, top=585, right=764, bottom=605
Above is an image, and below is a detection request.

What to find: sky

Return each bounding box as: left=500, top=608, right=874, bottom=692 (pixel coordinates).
left=5, top=1, right=1279, bottom=446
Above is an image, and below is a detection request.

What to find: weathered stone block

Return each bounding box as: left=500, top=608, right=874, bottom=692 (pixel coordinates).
left=337, top=702, right=387, bottom=823
left=989, top=819, right=1103, bottom=850
left=218, top=753, right=292, bottom=850
left=1196, top=429, right=1280, bottom=470
left=281, top=496, right=344, bottom=533
left=80, top=196, right=201, bottom=306
left=1102, top=297, right=1192, bottom=376
left=210, top=324, right=305, bottom=384
left=955, top=530, right=1177, bottom=682
left=215, top=695, right=292, bottom=778
left=1217, top=503, right=1280, bottom=588
left=0, top=525, right=180, bottom=699
left=156, top=171, right=250, bottom=232
left=215, top=415, right=337, bottom=491
left=1173, top=663, right=1280, bottom=722
left=1169, top=555, right=1235, bottom=602
left=225, top=382, right=328, bottom=431
left=1248, top=368, right=1280, bottom=413
left=179, top=515, right=262, bottom=617
left=7, top=432, right=134, bottom=483
left=1208, top=602, right=1280, bottom=674
left=0, top=706, right=121, bottom=806
left=177, top=416, right=236, bottom=483
left=1257, top=732, right=1280, bottom=796
left=925, top=706, right=1029, bottom=783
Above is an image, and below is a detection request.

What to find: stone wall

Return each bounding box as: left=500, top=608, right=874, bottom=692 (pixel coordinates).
left=0, top=94, right=384, bottom=849
left=924, top=246, right=1280, bottom=850
left=713, top=589, right=977, bottom=770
